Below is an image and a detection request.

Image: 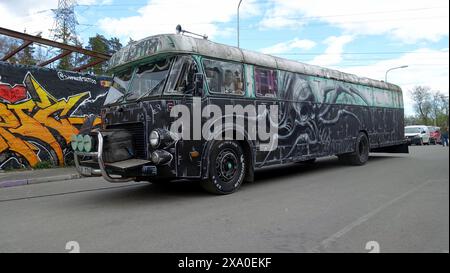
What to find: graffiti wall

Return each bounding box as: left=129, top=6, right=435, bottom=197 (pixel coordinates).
left=0, top=62, right=111, bottom=169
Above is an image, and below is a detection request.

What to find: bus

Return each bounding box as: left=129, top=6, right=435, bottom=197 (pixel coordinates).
left=72, top=33, right=408, bottom=194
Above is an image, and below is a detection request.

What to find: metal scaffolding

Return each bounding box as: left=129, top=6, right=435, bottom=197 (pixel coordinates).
left=0, top=27, right=111, bottom=72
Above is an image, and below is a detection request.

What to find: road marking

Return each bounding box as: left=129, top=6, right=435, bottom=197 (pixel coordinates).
left=312, top=179, right=447, bottom=252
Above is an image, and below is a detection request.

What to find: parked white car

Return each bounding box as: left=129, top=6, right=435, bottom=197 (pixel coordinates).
left=405, top=125, right=430, bottom=145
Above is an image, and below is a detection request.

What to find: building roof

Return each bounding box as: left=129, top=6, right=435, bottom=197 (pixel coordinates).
left=108, top=34, right=401, bottom=92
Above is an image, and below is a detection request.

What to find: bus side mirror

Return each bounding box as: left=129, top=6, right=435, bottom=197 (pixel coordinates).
left=194, top=73, right=204, bottom=96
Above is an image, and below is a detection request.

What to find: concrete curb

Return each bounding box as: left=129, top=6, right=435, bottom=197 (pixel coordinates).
left=0, top=173, right=82, bottom=189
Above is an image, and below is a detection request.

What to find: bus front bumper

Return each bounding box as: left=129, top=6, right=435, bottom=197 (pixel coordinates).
left=74, top=132, right=155, bottom=183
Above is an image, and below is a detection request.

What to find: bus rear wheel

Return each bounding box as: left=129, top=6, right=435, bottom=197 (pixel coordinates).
left=349, top=132, right=370, bottom=165
left=339, top=132, right=370, bottom=166
left=201, top=141, right=246, bottom=195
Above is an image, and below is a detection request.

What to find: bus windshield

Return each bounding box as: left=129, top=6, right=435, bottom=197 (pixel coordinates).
left=104, top=58, right=172, bottom=105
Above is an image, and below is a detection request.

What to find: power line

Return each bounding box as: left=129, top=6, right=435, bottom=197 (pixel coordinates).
left=242, top=15, right=449, bottom=30
left=258, top=6, right=448, bottom=22
left=76, top=0, right=275, bottom=8
left=71, top=4, right=448, bottom=23
left=82, top=14, right=448, bottom=29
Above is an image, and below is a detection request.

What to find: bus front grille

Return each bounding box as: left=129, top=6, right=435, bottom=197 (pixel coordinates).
left=106, top=123, right=146, bottom=159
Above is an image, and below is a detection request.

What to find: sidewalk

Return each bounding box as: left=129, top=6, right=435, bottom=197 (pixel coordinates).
left=0, top=167, right=82, bottom=188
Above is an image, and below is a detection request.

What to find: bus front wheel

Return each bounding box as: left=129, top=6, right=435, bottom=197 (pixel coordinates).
left=201, top=141, right=246, bottom=195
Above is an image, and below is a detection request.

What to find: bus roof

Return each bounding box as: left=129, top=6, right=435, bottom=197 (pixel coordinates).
left=108, top=34, right=401, bottom=92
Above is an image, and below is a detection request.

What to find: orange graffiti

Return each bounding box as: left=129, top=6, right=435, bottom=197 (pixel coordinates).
left=0, top=72, right=101, bottom=167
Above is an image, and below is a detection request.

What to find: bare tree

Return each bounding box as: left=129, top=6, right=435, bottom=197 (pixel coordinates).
left=404, top=115, right=419, bottom=126
left=437, top=93, right=449, bottom=127
left=410, top=86, right=432, bottom=124
left=431, top=92, right=443, bottom=126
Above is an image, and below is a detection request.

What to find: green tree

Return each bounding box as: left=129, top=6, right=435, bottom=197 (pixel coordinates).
left=17, top=43, right=37, bottom=65
left=71, top=36, right=85, bottom=69
left=108, top=37, right=122, bottom=54
left=0, top=36, right=20, bottom=64
left=127, top=38, right=136, bottom=46
left=0, top=35, right=37, bottom=65
left=86, top=34, right=109, bottom=74
left=54, top=21, right=77, bottom=70
left=85, top=34, right=122, bottom=75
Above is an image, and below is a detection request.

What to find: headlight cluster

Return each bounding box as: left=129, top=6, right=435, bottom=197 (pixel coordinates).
left=71, top=134, right=94, bottom=152
left=149, top=128, right=175, bottom=148
left=149, top=130, right=160, bottom=148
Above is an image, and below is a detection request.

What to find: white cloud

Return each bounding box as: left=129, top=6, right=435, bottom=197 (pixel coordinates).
left=0, top=0, right=56, bottom=38
left=259, top=0, right=449, bottom=43
left=259, top=8, right=305, bottom=29
left=0, top=0, right=113, bottom=39
left=333, top=48, right=449, bottom=115
left=310, top=35, right=354, bottom=66
left=78, top=0, right=113, bottom=4
left=98, top=0, right=261, bottom=41
left=260, top=38, right=316, bottom=54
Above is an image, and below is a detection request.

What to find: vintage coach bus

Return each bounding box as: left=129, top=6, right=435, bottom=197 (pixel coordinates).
left=72, top=34, right=408, bottom=194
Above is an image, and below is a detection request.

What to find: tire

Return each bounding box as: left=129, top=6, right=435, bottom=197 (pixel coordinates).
left=346, top=132, right=370, bottom=166
left=201, top=141, right=246, bottom=195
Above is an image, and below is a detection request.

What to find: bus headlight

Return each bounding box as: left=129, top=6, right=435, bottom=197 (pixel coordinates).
left=83, top=135, right=93, bottom=152
left=71, top=135, right=78, bottom=151
left=151, top=150, right=172, bottom=165
left=76, top=135, right=84, bottom=151
left=150, top=130, right=160, bottom=148
left=150, top=129, right=176, bottom=149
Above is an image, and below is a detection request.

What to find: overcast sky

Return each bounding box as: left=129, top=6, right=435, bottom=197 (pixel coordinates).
left=0, top=0, right=448, bottom=115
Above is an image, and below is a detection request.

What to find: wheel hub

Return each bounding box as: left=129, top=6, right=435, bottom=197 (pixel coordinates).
left=216, top=149, right=239, bottom=182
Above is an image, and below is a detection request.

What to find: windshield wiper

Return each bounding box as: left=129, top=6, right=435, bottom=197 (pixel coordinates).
left=115, top=92, right=134, bottom=104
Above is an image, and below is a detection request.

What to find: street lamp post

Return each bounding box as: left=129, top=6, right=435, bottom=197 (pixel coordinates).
left=385, top=65, right=408, bottom=82
left=237, top=0, right=243, bottom=48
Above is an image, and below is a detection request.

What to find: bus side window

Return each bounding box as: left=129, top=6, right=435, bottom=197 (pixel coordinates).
left=255, top=67, right=277, bottom=98
left=166, top=56, right=196, bottom=95
left=205, top=67, right=221, bottom=93
left=203, top=59, right=244, bottom=96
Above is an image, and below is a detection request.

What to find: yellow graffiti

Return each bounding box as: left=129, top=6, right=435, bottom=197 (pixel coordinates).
left=0, top=73, right=100, bottom=167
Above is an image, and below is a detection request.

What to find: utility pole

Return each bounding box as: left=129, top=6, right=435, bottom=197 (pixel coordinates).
left=385, top=65, right=408, bottom=82
left=237, top=0, right=243, bottom=48
left=51, top=0, right=78, bottom=69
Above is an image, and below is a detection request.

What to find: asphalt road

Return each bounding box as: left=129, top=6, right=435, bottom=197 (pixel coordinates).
left=0, top=146, right=448, bottom=253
